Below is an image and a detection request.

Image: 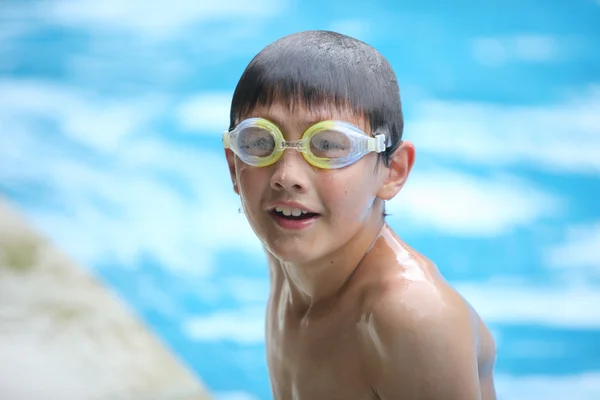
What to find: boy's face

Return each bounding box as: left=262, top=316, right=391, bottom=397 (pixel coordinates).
left=225, top=101, right=413, bottom=264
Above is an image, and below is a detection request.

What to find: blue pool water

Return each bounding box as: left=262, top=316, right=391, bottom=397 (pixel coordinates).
left=2, top=1, right=600, bottom=399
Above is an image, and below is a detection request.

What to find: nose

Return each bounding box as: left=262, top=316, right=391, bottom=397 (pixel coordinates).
left=269, top=149, right=310, bottom=193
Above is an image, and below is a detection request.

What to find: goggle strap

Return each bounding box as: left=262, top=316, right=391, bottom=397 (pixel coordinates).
left=369, top=134, right=387, bottom=153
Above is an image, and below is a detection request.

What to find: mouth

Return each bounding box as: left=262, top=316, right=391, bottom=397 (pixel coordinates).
left=270, top=206, right=320, bottom=220
left=269, top=206, right=320, bottom=229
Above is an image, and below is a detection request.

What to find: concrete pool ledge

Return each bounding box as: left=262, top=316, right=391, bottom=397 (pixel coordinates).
left=0, top=198, right=212, bottom=400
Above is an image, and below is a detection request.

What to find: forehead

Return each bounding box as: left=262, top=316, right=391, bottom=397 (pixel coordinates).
left=242, top=101, right=370, bottom=133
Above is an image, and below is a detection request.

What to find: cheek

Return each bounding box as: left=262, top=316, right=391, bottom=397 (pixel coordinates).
left=318, top=169, right=378, bottom=221
left=236, top=163, right=268, bottom=205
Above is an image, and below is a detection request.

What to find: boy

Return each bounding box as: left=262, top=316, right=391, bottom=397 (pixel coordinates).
left=223, top=30, right=497, bottom=399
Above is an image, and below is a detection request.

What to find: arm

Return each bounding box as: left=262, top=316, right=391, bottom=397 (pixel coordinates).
left=361, top=288, right=483, bottom=400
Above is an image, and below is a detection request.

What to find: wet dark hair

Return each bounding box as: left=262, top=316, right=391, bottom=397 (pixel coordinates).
left=229, top=30, right=404, bottom=167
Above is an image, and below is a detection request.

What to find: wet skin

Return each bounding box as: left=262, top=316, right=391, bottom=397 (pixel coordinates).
left=266, top=224, right=497, bottom=400
left=225, top=102, right=497, bottom=399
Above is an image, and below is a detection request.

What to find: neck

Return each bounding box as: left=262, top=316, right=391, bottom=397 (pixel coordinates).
left=267, top=206, right=386, bottom=314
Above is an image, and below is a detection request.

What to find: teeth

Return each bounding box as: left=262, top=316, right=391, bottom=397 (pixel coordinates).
left=275, top=206, right=309, bottom=216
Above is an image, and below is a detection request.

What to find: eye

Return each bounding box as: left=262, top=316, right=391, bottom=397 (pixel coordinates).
left=310, top=130, right=351, bottom=158
left=238, top=128, right=275, bottom=157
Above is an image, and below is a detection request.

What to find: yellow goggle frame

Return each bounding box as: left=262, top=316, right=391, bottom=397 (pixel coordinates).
left=223, top=118, right=387, bottom=169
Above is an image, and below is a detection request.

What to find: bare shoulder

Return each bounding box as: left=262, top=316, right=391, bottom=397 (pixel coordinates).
left=356, top=253, right=496, bottom=399
left=360, top=263, right=476, bottom=359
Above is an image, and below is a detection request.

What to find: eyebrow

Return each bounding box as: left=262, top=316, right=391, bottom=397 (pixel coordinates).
left=264, top=115, right=325, bottom=131
left=257, top=108, right=359, bottom=132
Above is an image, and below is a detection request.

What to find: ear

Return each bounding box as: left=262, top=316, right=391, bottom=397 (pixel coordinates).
left=225, top=148, right=240, bottom=195
left=376, top=140, right=416, bottom=201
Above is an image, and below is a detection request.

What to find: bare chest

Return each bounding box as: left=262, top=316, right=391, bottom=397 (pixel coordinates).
left=266, top=304, right=377, bottom=400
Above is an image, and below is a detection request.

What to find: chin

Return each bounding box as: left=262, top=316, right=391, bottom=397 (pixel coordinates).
left=263, top=237, right=323, bottom=265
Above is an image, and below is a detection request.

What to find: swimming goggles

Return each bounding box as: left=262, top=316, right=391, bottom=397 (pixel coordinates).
left=223, top=118, right=387, bottom=169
